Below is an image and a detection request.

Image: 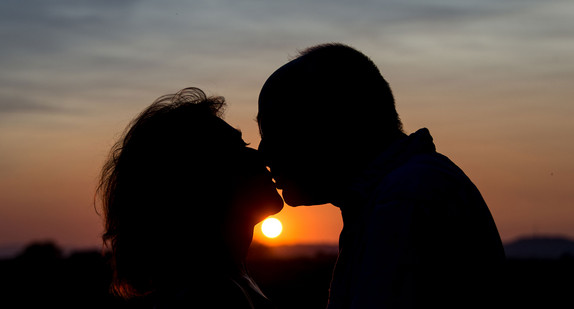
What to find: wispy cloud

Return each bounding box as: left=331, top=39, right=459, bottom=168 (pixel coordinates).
left=0, top=0, right=573, bottom=245
left=0, top=94, right=64, bottom=114
left=0, top=0, right=572, bottom=133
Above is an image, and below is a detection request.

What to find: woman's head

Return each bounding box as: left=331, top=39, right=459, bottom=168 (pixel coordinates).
left=97, top=87, right=282, bottom=297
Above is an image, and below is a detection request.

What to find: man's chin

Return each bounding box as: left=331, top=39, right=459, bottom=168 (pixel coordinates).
left=281, top=188, right=327, bottom=207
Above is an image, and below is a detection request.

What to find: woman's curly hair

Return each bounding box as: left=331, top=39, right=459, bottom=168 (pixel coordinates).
left=97, top=87, right=246, bottom=298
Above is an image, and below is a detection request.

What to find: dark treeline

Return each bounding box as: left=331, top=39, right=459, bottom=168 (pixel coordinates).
left=1, top=241, right=572, bottom=308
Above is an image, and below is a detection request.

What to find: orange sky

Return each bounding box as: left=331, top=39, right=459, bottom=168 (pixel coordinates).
left=253, top=204, right=342, bottom=246
left=1, top=0, right=574, bottom=252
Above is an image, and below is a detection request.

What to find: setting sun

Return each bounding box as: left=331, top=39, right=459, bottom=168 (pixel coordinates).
left=261, top=217, right=283, bottom=238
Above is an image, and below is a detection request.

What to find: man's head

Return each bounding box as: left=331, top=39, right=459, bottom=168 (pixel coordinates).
left=258, top=43, right=403, bottom=206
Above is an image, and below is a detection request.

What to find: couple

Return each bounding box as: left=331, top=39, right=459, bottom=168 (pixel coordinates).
left=98, top=43, right=505, bottom=308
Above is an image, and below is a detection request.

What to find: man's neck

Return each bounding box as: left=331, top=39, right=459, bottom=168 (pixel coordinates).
left=330, top=132, right=407, bottom=218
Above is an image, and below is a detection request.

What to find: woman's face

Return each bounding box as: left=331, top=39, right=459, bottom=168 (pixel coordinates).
left=226, top=147, right=283, bottom=259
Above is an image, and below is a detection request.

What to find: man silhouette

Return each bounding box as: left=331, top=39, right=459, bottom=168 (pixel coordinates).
left=257, top=43, right=505, bottom=308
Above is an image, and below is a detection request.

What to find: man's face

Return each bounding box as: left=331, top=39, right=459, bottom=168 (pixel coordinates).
left=258, top=99, right=332, bottom=207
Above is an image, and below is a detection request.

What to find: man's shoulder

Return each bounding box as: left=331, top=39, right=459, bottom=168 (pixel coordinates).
left=386, top=152, right=469, bottom=185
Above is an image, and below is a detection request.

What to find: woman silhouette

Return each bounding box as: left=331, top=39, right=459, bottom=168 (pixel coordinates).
left=97, top=87, right=283, bottom=308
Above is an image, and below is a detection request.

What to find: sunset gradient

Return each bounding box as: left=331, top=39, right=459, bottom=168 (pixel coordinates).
left=1, top=0, right=573, bottom=253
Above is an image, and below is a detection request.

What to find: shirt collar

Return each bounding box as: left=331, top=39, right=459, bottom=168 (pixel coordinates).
left=340, top=128, right=436, bottom=216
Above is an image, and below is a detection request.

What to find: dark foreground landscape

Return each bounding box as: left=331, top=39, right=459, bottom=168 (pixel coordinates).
left=0, top=239, right=573, bottom=308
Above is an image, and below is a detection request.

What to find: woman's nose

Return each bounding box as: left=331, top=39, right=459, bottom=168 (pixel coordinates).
left=257, top=139, right=272, bottom=167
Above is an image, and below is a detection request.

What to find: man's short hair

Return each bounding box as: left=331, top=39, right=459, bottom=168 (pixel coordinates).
left=258, top=43, right=402, bottom=139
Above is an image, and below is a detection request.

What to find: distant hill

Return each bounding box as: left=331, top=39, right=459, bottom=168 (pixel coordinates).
left=259, top=236, right=574, bottom=260
left=0, top=242, right=100, bottom=260
left=249, top=243, right=339, bottom=259
left=504, top=236, right=574, bottom=259
left=0, top=244, right=25, bottom=259
left=270, top=244, right=339, bottom=258
left=4, top=236, right=574, bottom=260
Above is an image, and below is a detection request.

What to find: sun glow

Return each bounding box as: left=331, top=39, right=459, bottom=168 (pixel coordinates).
left=261, top=217, right=283, bottom=238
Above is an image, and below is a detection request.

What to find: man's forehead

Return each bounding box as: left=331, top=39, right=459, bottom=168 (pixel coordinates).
left=260, top=57, right=313, bottom=97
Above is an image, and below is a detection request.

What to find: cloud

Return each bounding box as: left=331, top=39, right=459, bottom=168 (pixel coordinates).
left=0, top=0, right=139, bottom=55
left=0, top=0, right=572, bottom=119
left=0, top=0, right=573, bottom=248
left=0, top=95, right=63, bottom=114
